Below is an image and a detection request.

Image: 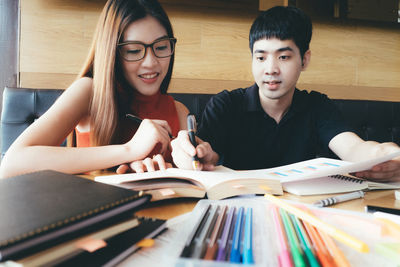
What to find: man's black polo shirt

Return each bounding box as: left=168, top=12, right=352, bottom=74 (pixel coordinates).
left=197, top=84, right=352, bottom=170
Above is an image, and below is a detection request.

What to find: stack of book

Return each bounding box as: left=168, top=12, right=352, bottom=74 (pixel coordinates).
left=0, top=170, right=165, bottom=265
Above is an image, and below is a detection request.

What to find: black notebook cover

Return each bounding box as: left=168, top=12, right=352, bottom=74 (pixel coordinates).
left=0, top=170, right=151, bottom=261
left=54, top=217, right=167, bottom=267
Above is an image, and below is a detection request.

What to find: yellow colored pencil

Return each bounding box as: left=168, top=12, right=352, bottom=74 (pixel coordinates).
left=260, top=189, right=369, bottom=253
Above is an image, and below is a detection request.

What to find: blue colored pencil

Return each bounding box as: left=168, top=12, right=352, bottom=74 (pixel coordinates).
left=243, top=207, right=254, bottom=264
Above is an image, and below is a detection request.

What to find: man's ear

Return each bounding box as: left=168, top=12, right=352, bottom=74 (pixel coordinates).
left=301, top=50, right=311, bottom=70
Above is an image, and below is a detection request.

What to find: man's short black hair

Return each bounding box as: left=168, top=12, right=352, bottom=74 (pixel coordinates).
left=249, top=6, right=312, bottom=58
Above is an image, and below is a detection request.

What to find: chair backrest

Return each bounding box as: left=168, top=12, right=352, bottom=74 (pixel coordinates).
left=333, top=99, right=400, bottom=145
left=170, top=93, right=215, bottom=125
left=1, top=87, right=64, bottom=158
left=2, top=89, right=399, bottom=159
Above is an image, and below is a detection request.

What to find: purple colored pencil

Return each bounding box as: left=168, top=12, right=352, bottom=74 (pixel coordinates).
left=216, top=206, right=236, bottom=261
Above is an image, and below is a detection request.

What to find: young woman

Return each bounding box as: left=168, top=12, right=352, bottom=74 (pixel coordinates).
left=0, top=0, right=189, bottom=178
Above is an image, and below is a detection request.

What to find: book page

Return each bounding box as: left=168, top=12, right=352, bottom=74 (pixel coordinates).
left=367, top=180, right=400, bottom=190
left=94, top=166, right=235, bottom=190
left=233, top=151, right=400, bottom=183
left=165, top=166, right=270, bottom=191
left=283, top=175, right=400, bottom=196
left=282, top=176, right=368, bottom=195
left=230, top=158, right=353, bottom=182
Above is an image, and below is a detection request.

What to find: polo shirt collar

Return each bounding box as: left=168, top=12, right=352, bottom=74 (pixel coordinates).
left=243, top=84, right=309, bottom=115
left=289, top=88, right=309, bottom=114
left=243, top=83, right=263, bottom=112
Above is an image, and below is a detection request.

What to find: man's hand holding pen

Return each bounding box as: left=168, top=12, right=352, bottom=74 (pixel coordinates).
left=171, top=115, right=219, bottom=171
left=187, top=115, right=201, bottom=170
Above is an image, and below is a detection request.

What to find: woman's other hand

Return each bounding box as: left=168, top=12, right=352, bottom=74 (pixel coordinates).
left=116, top=154, right=172, bottom=174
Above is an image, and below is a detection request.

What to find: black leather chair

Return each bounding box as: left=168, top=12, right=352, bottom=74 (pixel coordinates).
left=1, top=88, right=399, bottom=159
left=170, top=93, right=214, bottom=123
left=333, top=99, right=400, bottom=145
left=1, top=87, right=64, bottom=158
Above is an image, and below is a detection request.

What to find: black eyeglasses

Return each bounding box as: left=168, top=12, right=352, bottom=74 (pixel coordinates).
left=118, top=38, right=177, bottom=62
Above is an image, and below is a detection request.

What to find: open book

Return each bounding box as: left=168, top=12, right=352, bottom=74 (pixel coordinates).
left=95, top=151, right=400, bottom=200
left=95, top=166, right=283, bottom=201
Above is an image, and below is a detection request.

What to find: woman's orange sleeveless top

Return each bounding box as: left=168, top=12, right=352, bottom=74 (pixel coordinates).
left=76, top=90, right=180, bottom=161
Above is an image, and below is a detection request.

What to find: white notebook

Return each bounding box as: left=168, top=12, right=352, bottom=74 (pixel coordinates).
left=283, top=174, right=400, bottom=196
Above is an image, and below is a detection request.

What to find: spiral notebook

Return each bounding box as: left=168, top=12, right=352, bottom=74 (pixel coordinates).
left=282, top=174, right=400, bottom=196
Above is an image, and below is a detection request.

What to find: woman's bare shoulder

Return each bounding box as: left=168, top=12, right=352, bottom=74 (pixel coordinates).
left=174, top=100, right=189, bottom=130
left=68, top=77, right=93, bottom=93
left=174, top=100, right=189, bottom=115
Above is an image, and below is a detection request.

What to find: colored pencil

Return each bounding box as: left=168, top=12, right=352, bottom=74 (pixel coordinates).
left=204, top=205, right=227, bottom=260
left=302, top=220, right=336, bottom=267
left=180, top=204, right=211, bottom=257
left=261, top=191, right=369, bottom=253
left=280, top=209, right=307, bottom=267
left=271, top=206, right=293, bottom=267
left=290, top=214, right=320, bottom=267
left=216, top=207, right=236, bottom=261
left=191, top=206, right=219, bottom=259
left=230, top=207, right=244, bottom=263
left=243, top=208, right=254, bottom=264
left=319, top=229, right=351, bottom=267
left=225, top=209, right=237, bottom=262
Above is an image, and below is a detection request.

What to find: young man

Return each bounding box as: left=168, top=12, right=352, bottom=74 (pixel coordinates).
left=171, top=6, right=400, bottom=182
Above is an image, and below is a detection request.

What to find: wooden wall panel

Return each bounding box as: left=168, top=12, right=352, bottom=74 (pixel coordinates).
left=259, top=0, right=288, bottom=10
left=20, top=0, right=102, bottom=76
left=19, top=0, right=400, bottom=101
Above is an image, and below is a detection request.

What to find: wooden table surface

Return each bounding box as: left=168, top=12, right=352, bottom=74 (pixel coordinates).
left=134, top=189, right=400, bottom=220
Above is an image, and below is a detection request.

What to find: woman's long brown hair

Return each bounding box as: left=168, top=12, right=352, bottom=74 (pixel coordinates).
left=76, top=0, right=175, bottom=146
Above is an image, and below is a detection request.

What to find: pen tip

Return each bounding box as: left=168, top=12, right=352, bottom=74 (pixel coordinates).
left=192, top=161, right=200, bottom=171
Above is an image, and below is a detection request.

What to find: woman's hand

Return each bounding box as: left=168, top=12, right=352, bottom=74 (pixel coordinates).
left=116, top=154, right=172, bottom=174
left=125, top=119, right=172, bottom=160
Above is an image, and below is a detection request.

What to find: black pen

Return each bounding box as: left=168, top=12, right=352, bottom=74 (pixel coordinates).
left=126, top=113, right=173, bottom=138
left=187, top=114, right=200, bottom=170
left=365, top=205, right=400, bottom=216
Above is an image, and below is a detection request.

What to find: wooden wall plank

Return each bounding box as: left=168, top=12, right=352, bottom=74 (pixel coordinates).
left=19, top=0, right=400, bottom=101
left=20, top=72, right=400, bottom=102
left=259, top=0, right=288, bottom=10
